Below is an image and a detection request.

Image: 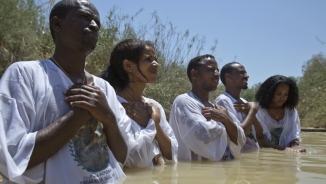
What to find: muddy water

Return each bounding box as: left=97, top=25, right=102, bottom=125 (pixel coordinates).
left=1, top=132, right=325, bottom=184
left=123, top=132, right=326, bottom=184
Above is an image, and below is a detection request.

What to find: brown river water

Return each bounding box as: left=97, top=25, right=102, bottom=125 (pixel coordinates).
left=1, top=132, right=325, bottom=184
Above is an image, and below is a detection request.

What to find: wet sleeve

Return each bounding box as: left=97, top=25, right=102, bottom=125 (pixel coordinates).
left=155, top=101, right=178, bottom=164
left=171, top=98, right=228, bottom=161
left=0, top=63, right=44, bottom=183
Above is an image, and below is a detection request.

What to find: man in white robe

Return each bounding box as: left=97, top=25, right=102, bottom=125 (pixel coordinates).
left=215, top=62, right=264, bottom=150
left=0, top=0, right=129, bottom=183
left=170, top=55, right=246, bottom=161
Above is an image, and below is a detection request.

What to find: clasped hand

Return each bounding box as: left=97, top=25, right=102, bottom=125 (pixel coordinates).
left=64, top=83, right=115, bottom=124
left=202, top=105, right=228, bottom=123
left=122, top=101, right=161, bottom=128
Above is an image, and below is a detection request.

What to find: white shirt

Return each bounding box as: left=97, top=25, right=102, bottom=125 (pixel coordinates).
left=169, top=93, right=246, bottom=161
left=215, top=92, right=259, bottom=150
left=0, top=60, right=130, bottom=184
left=116, top=96, right=178, bottom=168
left=256, top=106, right=301, bottom=147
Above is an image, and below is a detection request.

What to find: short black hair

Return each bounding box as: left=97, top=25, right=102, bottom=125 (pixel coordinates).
left=49, top=0, right=95, bottom=41
left=99, top=39, right=155, bottom=91
left=220, top=61, right=241, bottom=86
left=187, top=54, right=215, bottom=82
left=255, top=75, right=299, bottom=109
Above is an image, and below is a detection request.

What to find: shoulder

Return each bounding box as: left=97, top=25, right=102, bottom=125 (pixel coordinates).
left=6, top=60, right=44, bottom=72
left=2, top=60, right=49, bottom=81
left=215, top=93, right=227, bottom=101
left=215, top=93, right=232, bottom=105
left=92, top=75, right=115, bottom=92
left=286, top=107, right=298, bottom=116
left=173, top=93, right=192, bottom=105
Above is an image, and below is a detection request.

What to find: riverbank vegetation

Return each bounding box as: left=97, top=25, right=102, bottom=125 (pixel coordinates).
left=1, top=0, right=325, bottom=128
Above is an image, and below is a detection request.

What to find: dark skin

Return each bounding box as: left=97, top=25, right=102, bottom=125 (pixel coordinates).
left=223, top=64, right=267, bottom=146
left=27, top=1, right=127, bottom=169
left=117, top=45, right=172, bottom=160
left=191, top=58, right=238, bottom=145
left=259, top=84, right=306, bottom=152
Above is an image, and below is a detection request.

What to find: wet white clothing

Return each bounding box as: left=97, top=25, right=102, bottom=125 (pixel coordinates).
left=256, top=106, right=301, bottom=147
left=0, top=60, right=129, bottom=184
left=117, top=96, right=178, bottom=168
left=215, top=92, right=259, bottom=150
left=169, top=93, right=246, bottom=161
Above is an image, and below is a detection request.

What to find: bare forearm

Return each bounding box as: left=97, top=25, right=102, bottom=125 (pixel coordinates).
left=257, top=139, right=285, bottom=150
left=103, top=120, right=128, bottom=164
left=155, top=125, right=172, bottom=160
left=27, top=108, right=90, bottom=169
left=241, top=110, right=256, bottom=134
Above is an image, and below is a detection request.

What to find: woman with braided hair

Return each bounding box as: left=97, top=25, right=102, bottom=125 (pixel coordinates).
left=100, top=39, right=178, bottom=168
left=255, top=75, right=306, bottom=152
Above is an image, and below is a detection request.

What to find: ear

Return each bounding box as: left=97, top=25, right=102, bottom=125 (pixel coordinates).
left=190, top=69, right=197, bottom=81
left=122, top=59, right=133, bottom=73
left=50, top=16, right=62, bottom=33
left=225, top=73, right=231, bottom=82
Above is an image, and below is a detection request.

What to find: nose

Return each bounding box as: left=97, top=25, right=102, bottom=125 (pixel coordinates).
left=214, top=69, right=220, bottom=76
left=90, top=20, right=100, bottom=32
left=152, top=60, right=160, bottom=68
left=244, top=73, right=249, bottom=78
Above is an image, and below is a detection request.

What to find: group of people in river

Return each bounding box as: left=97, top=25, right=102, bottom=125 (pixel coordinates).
left=0, top=0, right=305, bottom=183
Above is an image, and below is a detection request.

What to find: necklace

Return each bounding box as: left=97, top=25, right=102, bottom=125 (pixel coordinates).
left=51, top=57, right=85, bottom=84
left=123, top=90, right=138, bottom=102
left=270, top=108, right=282, bottom=120
left=191, top=92, right=213, bottom=107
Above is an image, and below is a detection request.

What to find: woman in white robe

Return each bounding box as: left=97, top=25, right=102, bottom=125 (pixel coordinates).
left=255, top=75, right=306, bottom=152
left=99, top=39, right=178, bottom=168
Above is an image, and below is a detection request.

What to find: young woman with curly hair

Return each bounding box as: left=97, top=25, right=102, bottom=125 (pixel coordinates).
left=255, top=75, right=306, bottom=152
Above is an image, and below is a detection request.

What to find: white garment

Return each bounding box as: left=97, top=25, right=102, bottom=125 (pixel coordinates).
left=0, top=60, right=130, bottom=184
left=256, top=106, right=301, bottom=147
left=169, top=93, right=246, bottom=161
left=116, top=96, right=178, bottom=168
left=215, top=92, right=259, bottom=150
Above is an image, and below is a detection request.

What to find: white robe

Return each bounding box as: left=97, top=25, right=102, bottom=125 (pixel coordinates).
left=256, top=106, right=301, bottom=147
left=169, top=93, right=246, bottom=161
left=215, top=92, right=259, bottom=150
left=116, top=96, right=178, bottom=168
left=0, top=60, right=130, bottom=184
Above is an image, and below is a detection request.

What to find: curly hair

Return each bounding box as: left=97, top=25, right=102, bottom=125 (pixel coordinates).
left=187, top=54, right=215, bottom=82
left=255, top=75, right=299, bottom=109
left=220, top=61, right=241, bottom=85
left=49, top=0, right=98, bottom=41
left=99, top=39, right=155, bottom=91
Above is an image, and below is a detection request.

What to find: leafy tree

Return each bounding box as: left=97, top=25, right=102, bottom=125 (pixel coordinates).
left=297, top=53, right=326, bottom=128
left=0, top=0, right=47, bottom=77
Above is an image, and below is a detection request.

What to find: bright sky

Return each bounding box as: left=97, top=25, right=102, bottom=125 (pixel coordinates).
left=52, top=0, right=326, bottom=86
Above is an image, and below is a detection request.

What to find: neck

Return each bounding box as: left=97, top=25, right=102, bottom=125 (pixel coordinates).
left=52, top=47, right=88, bottom=74
left=191, top=87, right=209, bottom=102
left=225, top=87, right=241, bottom=100
left=269, top=104, right=283, bottom=109
left=120, top=83, right=146, bottom=102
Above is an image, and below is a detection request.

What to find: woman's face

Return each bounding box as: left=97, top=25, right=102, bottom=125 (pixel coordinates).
left=134, top=45, right=159, bottom=83
left=271, top=83, right=289, bottom=108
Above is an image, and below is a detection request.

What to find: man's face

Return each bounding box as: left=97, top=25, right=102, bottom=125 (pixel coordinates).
left=228, top=64, right=249, bottom=90
left=194, top=58, right=220, bottom=92
left=59, top=0, right=101, bottom=54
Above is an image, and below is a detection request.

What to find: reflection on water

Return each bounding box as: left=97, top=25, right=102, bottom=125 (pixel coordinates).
left=122, top=132, right=326, bottom=184
left=0, top=132, right=325, bottom=184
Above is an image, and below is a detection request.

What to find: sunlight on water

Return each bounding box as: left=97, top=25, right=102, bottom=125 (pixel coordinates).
left=0, top=132, right=325, bottom=184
